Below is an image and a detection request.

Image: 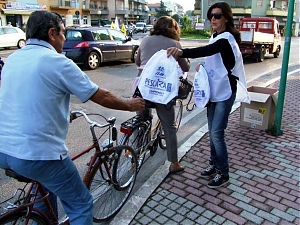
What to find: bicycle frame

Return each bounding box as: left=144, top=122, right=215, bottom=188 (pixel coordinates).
left=0, top=177, right=67, bottom=225
left=0, top=110, right=126, bottom=224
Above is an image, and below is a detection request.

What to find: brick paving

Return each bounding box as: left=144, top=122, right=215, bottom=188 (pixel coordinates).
left=127, top=74, right=300, bottom=225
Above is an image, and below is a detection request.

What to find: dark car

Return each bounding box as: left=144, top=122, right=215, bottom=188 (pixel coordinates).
left=0, top=57, right=4, bottom=77
left=63, top=27, right=140, bottom=70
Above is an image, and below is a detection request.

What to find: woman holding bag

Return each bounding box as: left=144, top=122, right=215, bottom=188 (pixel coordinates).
left=167, top=2, right=248, bottom=188
left=135, top=16, right=190, bottom=172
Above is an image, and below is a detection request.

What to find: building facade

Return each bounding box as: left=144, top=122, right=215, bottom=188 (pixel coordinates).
left=0, top=0, right=150, bottom=28
left=193, top=0, right=299, bottom=36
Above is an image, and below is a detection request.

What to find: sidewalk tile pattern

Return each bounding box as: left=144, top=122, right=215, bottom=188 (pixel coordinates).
left=130, top=75, right=300, bottom=225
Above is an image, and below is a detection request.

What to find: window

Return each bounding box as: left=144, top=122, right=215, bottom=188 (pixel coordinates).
left=66, top=31, right=83, bottom=40
left=83, top=16, right=88, bottom=25
left=4, top=27, right=17, bottom=34
left=258, top=22, right=272, bottom=29
left=92, top=30, right=110, bottom=40
left=109, top=29, right=126, bottom=41
left=243, top=22, right=256, bottom=29
left=65, top=1, right=70, bottom=7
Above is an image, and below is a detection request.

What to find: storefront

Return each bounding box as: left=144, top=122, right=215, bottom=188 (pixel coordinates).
left=1, top=2, right=47, bottom=28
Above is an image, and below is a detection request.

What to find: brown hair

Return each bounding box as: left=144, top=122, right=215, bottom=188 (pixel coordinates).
left=207, top=2, right=241, bottom=44
left=150, top=16, right=181, bottom=41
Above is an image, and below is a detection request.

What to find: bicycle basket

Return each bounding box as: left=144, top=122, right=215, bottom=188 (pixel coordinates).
left=177, top=78, right=193, bottom=100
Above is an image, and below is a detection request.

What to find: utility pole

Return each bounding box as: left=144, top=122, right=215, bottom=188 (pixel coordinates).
left=274, top=0, right=295, bottom=136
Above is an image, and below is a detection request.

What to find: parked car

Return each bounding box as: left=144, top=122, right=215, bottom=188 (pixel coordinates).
left=0, top=57, right=4, bottom=79
left=135, top=22, right=147, bottom=33
left=0, top=26, right=26, bottom=49
left=63, top=27, right=140, bottom=70
left=146, top=24, right=153, bottom=31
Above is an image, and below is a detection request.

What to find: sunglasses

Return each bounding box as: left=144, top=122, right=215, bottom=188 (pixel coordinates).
left=210, top=12, right=223, bottom=20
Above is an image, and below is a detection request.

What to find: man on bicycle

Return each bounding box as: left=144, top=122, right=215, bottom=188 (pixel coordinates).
left=0, top=11, right=144, bottom=225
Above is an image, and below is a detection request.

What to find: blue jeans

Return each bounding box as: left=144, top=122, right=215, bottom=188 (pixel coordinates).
left=0, top=153, right=93, bottom=225
left=207, top=93, right=236, bottom=176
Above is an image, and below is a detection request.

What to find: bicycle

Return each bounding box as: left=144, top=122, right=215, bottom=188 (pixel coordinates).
left=0, top=110, right=138, bottom=224
left=119, top=77, right=193, bottom=172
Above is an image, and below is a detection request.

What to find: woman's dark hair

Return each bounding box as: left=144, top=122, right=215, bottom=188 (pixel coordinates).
left=26, top=11, right=63, bottom=42
left=150, top=16, right=181, bottom=41
left=207, top=2, right=241, bottom=44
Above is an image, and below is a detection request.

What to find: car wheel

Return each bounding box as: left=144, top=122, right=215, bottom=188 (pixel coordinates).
left=131, top=47, right=139, bottom=63
left=17, top=39, right=26, bottom=49
left=85, top=52, right=100, bottom=70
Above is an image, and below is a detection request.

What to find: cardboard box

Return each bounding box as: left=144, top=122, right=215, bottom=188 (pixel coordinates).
left=240, top=86, right=278, bottom=130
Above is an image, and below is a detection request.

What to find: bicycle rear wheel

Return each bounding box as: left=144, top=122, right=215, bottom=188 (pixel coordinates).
left=112, top=145, right=137, bottom=191
left=120, top=123, right=149, bottom=172
left=87, top=146, right=137, bottom=222
left=0, top=211, right=48, bottom=225
left=159, top=99, right=183, bottom=149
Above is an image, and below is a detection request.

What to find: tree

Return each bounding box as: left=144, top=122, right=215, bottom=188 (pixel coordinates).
left=156, top=0, right=171, bottom=18
left=172, top=14, right=179, bottom=23
left=181, top=15, right=192, bottom=30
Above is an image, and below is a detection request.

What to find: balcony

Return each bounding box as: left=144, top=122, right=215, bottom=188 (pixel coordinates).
left=49, top=0, right=72, bottom=9
left=116, top=8, right=131, bottom=15
left=88, top=5, right=109, bottom=14
left=232, top=7, right=251, bottom=15
left=266, top=8, right=288, bottom=17
left=129, top=0, right=147, bottom=3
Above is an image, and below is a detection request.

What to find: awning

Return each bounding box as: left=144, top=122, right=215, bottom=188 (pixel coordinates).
left=1, top=9, right=35, bottom=15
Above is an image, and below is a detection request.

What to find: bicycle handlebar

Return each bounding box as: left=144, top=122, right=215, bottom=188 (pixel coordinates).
left=70, top=110, right=116, bottom=129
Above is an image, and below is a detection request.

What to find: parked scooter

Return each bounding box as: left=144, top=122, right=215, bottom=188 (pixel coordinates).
left=127, top=23, right=136, bottom=37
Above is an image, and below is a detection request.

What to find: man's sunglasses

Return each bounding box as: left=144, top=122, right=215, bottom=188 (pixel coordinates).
left=210, top=13, right=223, bottom=20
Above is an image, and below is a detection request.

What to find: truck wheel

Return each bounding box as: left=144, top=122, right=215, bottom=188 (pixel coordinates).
left=274, top=48, right=280, bottom=58
left=258, top=47, right=265, bottom=62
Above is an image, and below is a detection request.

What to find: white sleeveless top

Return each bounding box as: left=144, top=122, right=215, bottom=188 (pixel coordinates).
left=203, top=32, right=250, bottom=103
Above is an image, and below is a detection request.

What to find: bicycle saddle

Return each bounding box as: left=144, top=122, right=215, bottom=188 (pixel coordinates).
left=5, top=169, right=32, bottom=183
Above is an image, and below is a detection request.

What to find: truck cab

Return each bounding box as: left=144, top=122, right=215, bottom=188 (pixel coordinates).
left=239, top=17, right=281, bottom=62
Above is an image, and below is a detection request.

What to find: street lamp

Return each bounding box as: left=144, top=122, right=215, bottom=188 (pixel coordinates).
left=97, top=10, right=102, bottom=27
left=136, top=15, right=139, bottom=23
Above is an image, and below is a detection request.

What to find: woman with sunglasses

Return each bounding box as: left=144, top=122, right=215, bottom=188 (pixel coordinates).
left=167, top=2, right=248, bottom=188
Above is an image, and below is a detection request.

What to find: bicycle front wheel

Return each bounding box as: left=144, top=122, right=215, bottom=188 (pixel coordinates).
left=0, top=211, right=48, bottom=225
left=87, top=146, right=137, bottom=222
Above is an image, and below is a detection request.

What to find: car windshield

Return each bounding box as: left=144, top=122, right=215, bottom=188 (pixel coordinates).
left=136, top=24, right=144, bottom=27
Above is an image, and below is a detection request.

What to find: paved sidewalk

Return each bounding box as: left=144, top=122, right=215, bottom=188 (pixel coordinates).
left=111, top=72, right=299, bottom=225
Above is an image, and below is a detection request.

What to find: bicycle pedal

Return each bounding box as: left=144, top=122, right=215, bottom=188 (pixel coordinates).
left=149, top=139, right=158, bottom=156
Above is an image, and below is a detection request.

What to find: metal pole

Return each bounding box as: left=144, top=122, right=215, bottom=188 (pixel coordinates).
left=274, top=0, right=295, bottom=136
left=201, top=0, right=204, bottom=21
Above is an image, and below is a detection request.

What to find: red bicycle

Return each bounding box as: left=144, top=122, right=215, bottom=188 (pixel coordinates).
left=0, top=110, right=138, bottom=224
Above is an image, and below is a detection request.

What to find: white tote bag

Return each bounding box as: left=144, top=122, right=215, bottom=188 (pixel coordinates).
left=137, top=50, right=179, bottom=104
left=193, top=65, right=210, bottom=108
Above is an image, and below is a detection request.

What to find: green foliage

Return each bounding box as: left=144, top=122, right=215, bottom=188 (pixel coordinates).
left=172, top=14, right=179, bottom=22
left=156, top=0, right=171, bottom=18
left=181, top=15, right=191, bottom=30
left=181, top=28, right=211, bottom=39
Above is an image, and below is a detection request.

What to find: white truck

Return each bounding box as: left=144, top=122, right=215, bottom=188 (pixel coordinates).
left=239, top=17, right=281, bottom=62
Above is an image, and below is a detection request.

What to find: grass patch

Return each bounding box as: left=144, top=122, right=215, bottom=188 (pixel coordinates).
left=181, top=29, right=211, bottom=39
